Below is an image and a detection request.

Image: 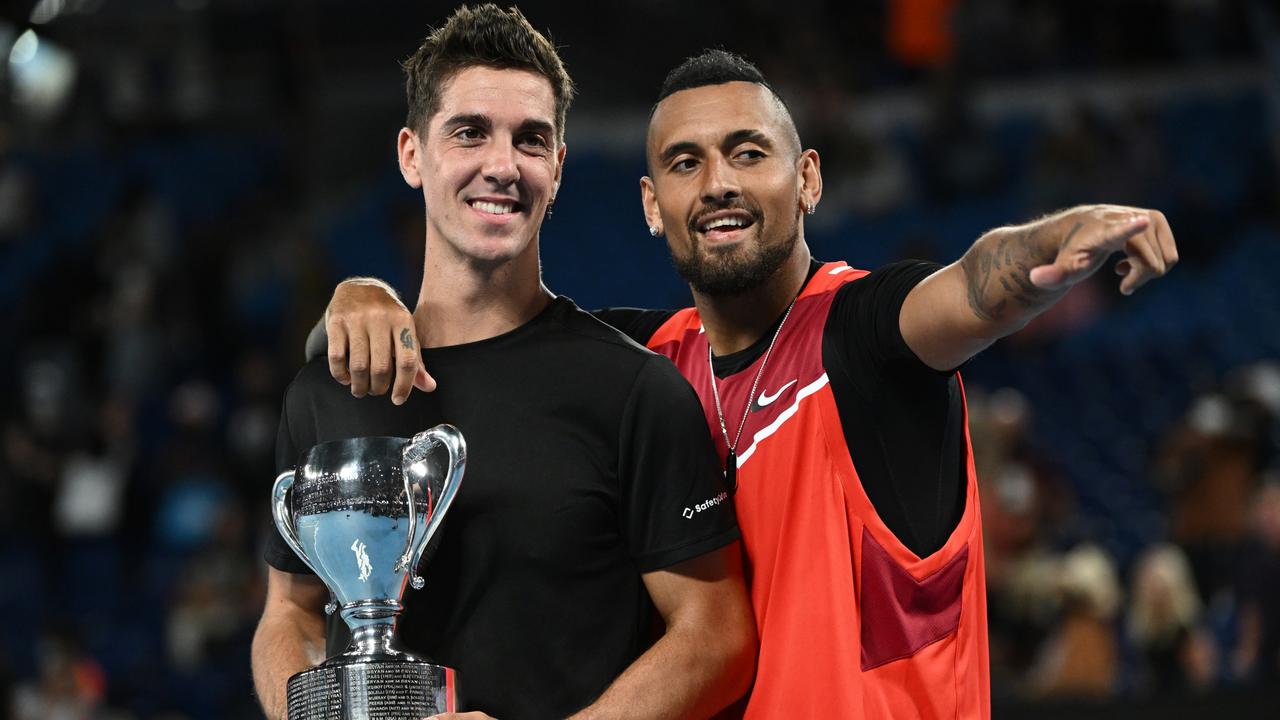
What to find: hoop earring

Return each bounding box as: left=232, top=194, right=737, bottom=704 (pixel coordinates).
left=545, top=200, right=555, bottom=219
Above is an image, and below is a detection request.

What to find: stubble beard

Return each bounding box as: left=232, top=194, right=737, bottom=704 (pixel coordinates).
left=671, top=219, right=799, bottom=297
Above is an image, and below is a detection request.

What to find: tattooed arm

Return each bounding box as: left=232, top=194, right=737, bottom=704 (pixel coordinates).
left=899, top=205, right=1178, bottom=371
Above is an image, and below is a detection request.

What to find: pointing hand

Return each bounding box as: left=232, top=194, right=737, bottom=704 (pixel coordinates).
left=1028, top=205, right=1178, bottom=296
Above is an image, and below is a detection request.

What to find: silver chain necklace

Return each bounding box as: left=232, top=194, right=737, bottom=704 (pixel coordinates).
left=707, top=297, right=798, bottom=490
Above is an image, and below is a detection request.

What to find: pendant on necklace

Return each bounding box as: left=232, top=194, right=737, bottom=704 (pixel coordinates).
left=724, top=448, right=737, bottom=491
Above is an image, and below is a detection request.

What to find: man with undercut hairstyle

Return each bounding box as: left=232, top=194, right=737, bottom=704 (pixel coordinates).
left=252, top=11, right=756, bottom=720
left=317, top=49, right=1179, bottom=718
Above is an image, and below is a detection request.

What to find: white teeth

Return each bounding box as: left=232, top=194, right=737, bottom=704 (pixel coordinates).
left=702, top=216, right=748, bottom=231
left=472, top=200, right=516, bottom=215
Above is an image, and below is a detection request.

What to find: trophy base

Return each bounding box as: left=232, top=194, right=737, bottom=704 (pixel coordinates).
left=286, top=660, right=456, bottom=719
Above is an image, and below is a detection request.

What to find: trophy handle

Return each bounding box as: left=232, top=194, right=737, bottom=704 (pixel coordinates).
left=271, top=469, right=337, bottom=615
left=400, top=424, right=467, bottom=590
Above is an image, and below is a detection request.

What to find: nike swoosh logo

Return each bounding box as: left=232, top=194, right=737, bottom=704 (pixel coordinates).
left=753, top=379, right=797, bottom=412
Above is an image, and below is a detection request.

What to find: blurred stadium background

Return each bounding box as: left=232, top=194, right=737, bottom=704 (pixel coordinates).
left=2, top=0, right=1279, bottom=717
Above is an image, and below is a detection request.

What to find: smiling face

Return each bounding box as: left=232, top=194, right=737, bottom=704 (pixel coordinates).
left=641, top=81, right=820, bottom=296
left=398, top=65, right=565, bottom=266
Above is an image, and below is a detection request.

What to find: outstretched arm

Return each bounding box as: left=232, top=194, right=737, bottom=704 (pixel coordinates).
left=901, top=205, right=1178, bottom=371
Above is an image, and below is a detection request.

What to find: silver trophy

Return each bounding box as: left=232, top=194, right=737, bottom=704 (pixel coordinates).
left=271, top=426, right=466, bottom=719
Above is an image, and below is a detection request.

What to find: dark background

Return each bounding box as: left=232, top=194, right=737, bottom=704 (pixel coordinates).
left=2, top=1, right=1279, bottom=717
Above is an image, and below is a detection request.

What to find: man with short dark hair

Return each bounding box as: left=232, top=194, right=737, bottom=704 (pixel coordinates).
left=251, top=10, right=755, bottom=720
left=320, top=48, right=1178, bottom=718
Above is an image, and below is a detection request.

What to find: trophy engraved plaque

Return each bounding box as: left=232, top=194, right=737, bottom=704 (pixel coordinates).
left=272, top=426, right=466, bottom=719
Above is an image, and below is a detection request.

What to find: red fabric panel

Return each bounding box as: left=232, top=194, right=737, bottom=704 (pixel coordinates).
left=860, top=528, right=967, bottom=671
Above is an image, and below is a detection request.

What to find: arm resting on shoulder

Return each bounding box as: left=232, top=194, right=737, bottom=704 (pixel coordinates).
left=252, top=567, right=330, bottom=720
left=308, top=277, right=431, bottom=402
left=569, top=543, right=757, bottom=720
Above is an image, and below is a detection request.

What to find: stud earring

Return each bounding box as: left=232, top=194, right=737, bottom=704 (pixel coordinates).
left=804, top=202, right=816, bottom=216
left=649, top=226, right=660, bottom=237
left=545, top=200, right=555, bottom=219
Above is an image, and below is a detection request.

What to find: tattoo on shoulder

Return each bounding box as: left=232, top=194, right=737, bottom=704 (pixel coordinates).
left=400, top=328, right=414, bottom=350
left=959, top=224, right=1064, bottom=322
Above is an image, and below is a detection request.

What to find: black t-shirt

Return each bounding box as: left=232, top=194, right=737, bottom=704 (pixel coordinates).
left=601, top=260, right=964, bottom=558
left=268, top=297, right=738, bottom=719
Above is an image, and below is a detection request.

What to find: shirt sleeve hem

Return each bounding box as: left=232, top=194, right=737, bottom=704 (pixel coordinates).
left=263, top=544, right=318, bottom=575
left=635, top=526, right=741, bottom=573
left=838, top=259, right=960, bottom=377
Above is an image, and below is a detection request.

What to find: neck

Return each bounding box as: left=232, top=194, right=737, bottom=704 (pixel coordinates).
left=414, top=232, right=553, bottom=348
left=694, top=242, right=812, bottom=356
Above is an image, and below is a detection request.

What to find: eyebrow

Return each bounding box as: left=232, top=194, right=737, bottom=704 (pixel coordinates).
left=440, top=113, right=491, bottom=133
left=658, top=128, right=775, bottom=167
left=440, top=114, right=556, bottom=140
left=725, top=128, right=774, bottom=151
left=658, top=141, right=700, bottom=166
left=516, top=119, right=556, bottom=138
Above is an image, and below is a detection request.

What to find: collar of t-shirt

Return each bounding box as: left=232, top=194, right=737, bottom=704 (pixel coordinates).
left=421, top=295, right=570, bottom=360
left=710, top=259, right=823, bottom=379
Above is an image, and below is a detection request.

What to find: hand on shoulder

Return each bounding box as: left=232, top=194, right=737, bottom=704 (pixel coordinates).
left=326, top=277, right=435, bottom=404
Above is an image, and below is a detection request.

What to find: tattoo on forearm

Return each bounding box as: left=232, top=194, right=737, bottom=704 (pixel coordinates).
left=960, top=222, right=1077, bottom=322
left=400, top=328, right=414, bottom=350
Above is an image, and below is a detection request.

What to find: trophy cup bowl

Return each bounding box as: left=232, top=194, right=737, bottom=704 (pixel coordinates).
left=272, top=425, right=466, bottom=719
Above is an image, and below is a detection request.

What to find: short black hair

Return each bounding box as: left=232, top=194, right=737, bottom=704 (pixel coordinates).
left=653, top=49, right=789, bottom=115
left=648, top=48, right=802, bottom=164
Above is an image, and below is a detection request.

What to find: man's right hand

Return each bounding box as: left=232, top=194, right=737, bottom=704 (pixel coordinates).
left=326, top=278, right=435, bottom=404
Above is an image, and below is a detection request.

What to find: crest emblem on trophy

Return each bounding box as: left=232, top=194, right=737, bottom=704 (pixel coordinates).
left=271, top=425, right=466, bottom=719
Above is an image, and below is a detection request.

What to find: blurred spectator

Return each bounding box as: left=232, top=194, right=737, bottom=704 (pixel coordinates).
left=990, top=549, right=1061, bottom=699
left=226, top=350, right=283, bottom=501
left=918, top=69, right=1004, bottom=203
left=971, top=387, right=1078, bottom=697
left=1156, top=387, right=1271, bottom=600
left=95, top=190, right=170, bottom=400
left=1029, top=544, right=1123, bottom=699
left=153, top=380, right=230, bottom=552
left=1232, top=362, right=1280, bottom=468
left=52, top=397, right=135, bottom=539
left=53, top=447, right=127, bottom=538
left=1126, top=543, right=1217, bottom=696
left=167, top=506, right=256, bottom=671
left=1233, top=478, right=1280, bottom=685
left=11, top=628, right=107, bottom=720
left=973, top=388, right=1070, bottom=584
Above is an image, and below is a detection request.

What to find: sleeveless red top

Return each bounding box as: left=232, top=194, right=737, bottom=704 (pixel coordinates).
left=647, top=262, right=990, bottom=718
